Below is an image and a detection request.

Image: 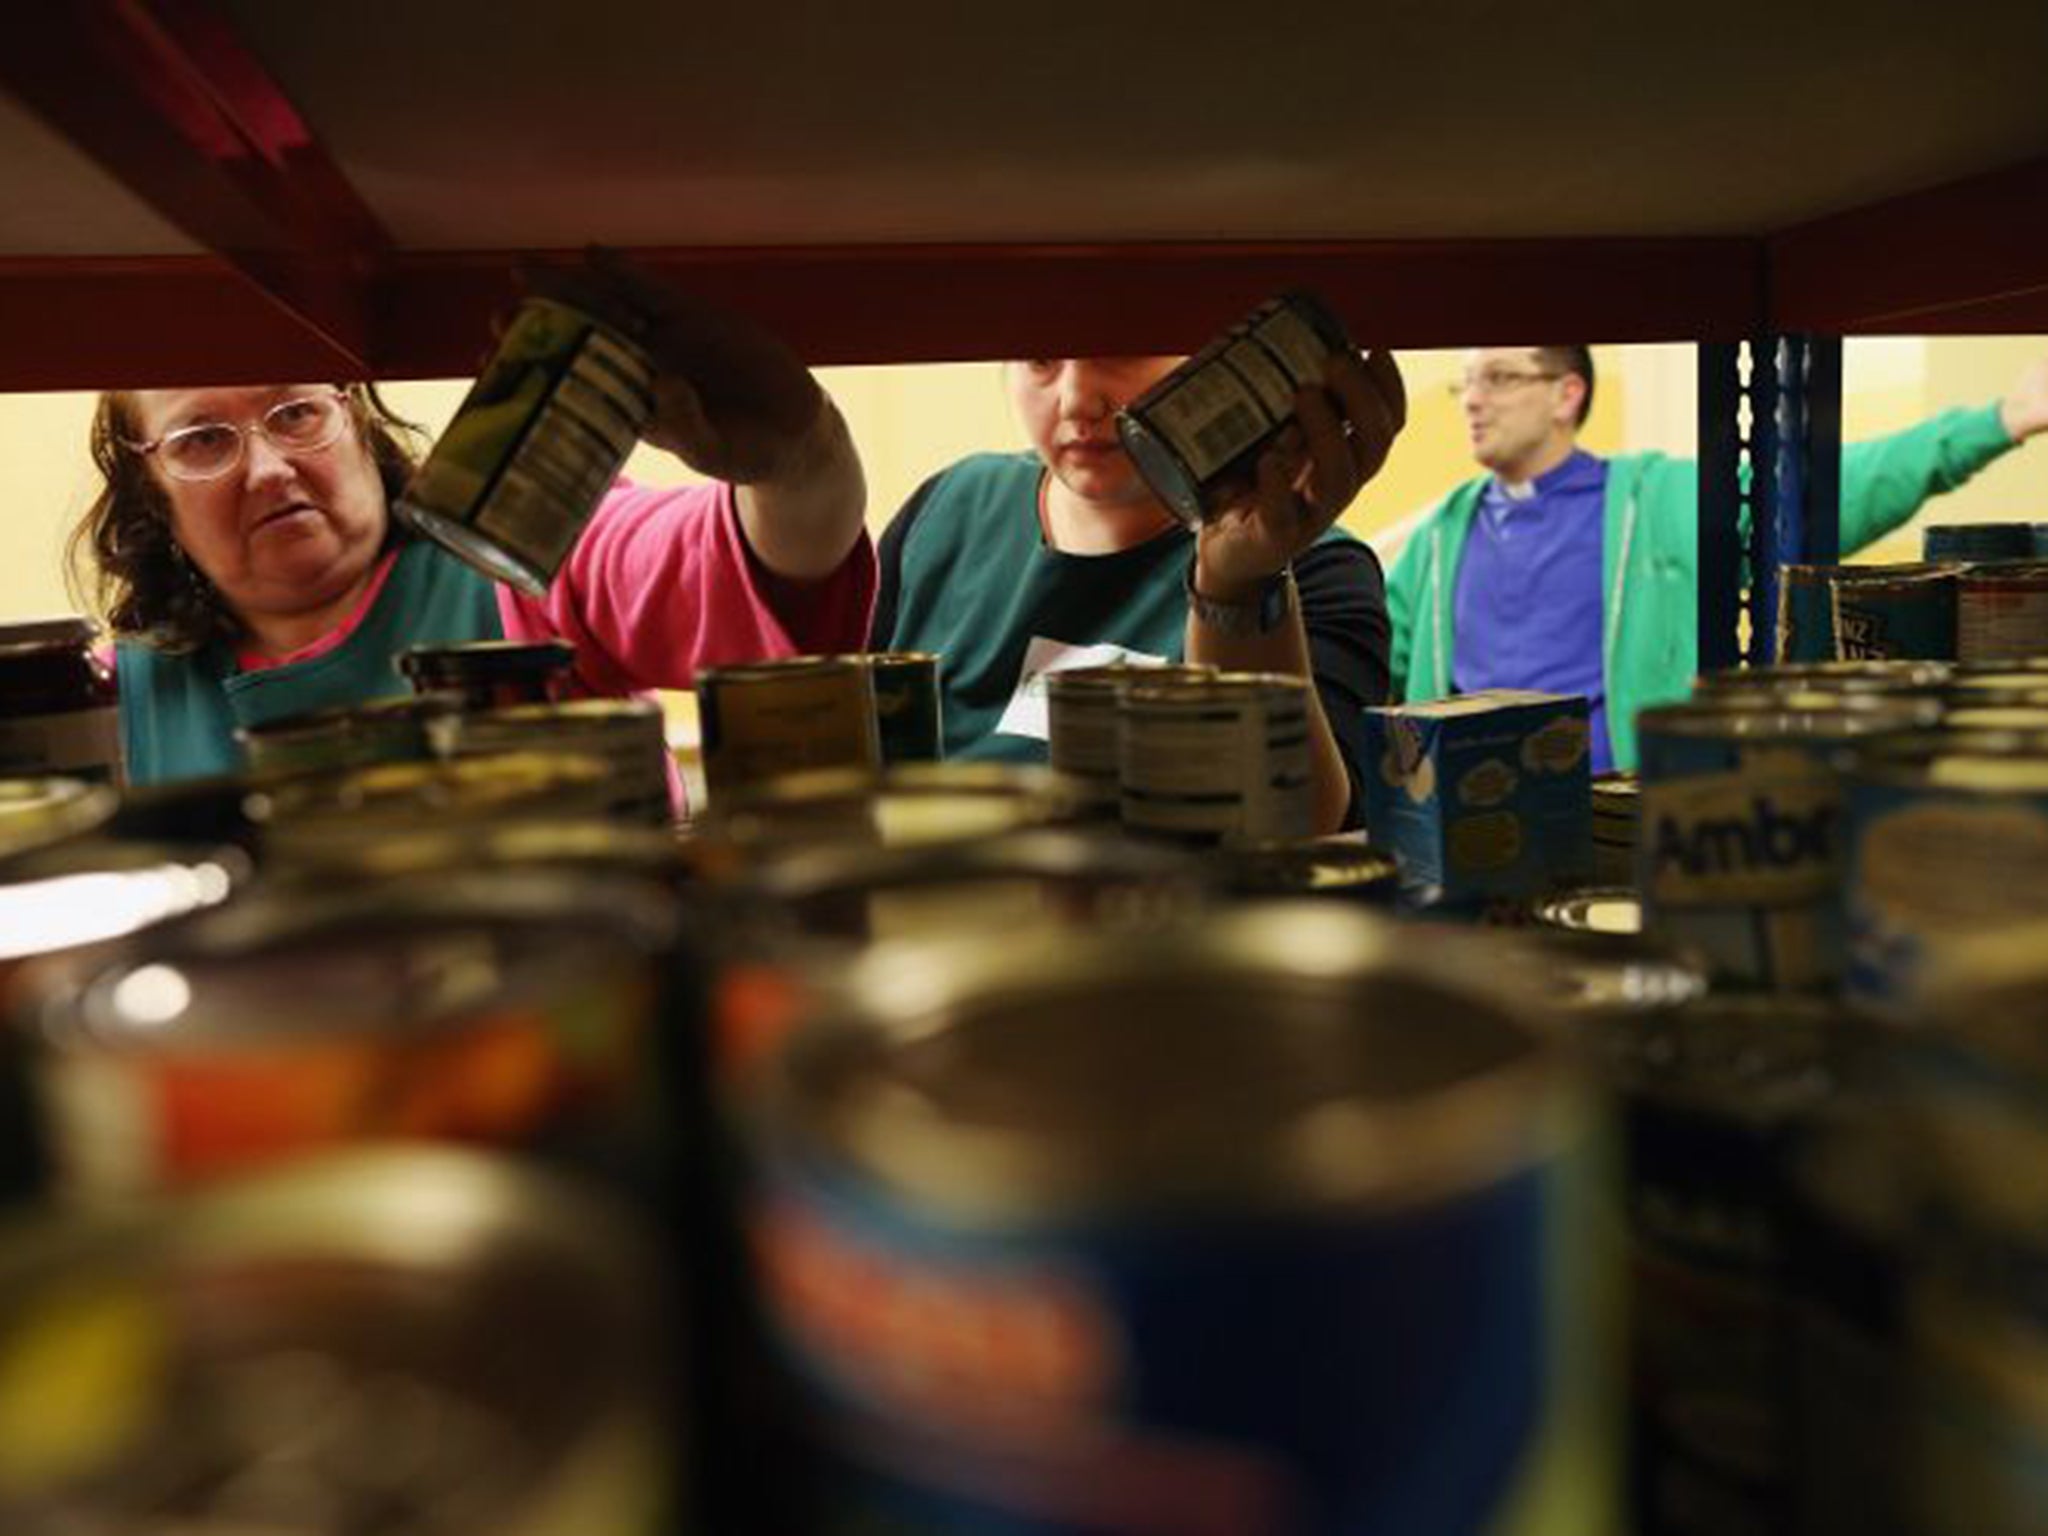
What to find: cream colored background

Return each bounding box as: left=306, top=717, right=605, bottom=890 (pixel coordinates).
left=2, top=336, right=2043, bottom=625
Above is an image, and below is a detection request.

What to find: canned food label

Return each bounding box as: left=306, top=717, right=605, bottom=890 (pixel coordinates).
left=1249, top=305, right=1334, bottom=383
left=1641, top=768, right=1837, bottom=906
left=1219, top=340, right=1297, bottom=420
left=1844, top=787, right=2048, bottom=1011
left=0, top=706, right=120, bottom=781
left=1958, top=581, right=2048, bottom=662
left=1142, top=370, right=1273, bottom=481
left=1121, top=702, right=1313, bottom=844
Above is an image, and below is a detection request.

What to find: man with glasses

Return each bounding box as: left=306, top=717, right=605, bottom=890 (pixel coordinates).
left=1386, top=344, right=2048, bottom=772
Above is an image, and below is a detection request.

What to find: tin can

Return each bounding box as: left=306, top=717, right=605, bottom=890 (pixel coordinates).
left=1045, top=662, right=1217, bottom=814
left=1957, top=562, right=2048, bottom=661
left=397, top=297, right=657, bottom=595
left=1898, top=952, right=2048, bottom=1536
left=848, top=650, right=943, bottom=764
left=0, top=1146, right=672, bottom=1534
left=253, top=750, right=621, bottom=872
left=700, top=761, right=1091, bottom=864
left=1831, top=563, right=1962, bottom=662
left=12, top=868, right=678, bottom=1203
left=1923, top=520, right=2035, bottom=562
left=1515, top=895, right=1706, bottom=1016
left=1693, top=659, right=1954, bottom=702
left=237, top=693, right=453, bottom=776
left=711, top=830, right=1209, bottom=1081
left=696, top=657, right=880, bottom=804
left=1591, top=772, right=1641, bottom=885
left=1597, top=996, right=1845, bottom=1536
left=1116, top=292, right=1357, bottom=525
left=0, top=837, right=247, bottom=1206
left=1944, top=662, right=2048, bottom=707
left=432, top=698, right=675, bottom=825
left=745, top=906, right=1601, bottom=1536
left=1787, top=1104, right=1918, bottom=1536
left=1119, top=671, right=1314, bottom=845
left=1841, top=732, right=2048, bottom=1019
left=1776, top=564, right=1843, bottom=662
left=1212, top=834, right=1401, bottom=904
left=1636, top=695, right=1932, bottom=992
left=0, top=617, right=121, bottom=784
left=400, top=638, right=578, bottom=708
left=0, top=775, right=118, bottom=864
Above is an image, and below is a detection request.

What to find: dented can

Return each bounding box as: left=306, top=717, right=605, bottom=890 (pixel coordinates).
left=1116, top=292, right=1357, bottom=525
left=397, top=297, right=657, bottom=596
left=745, top=907, right=1601, bottom=1536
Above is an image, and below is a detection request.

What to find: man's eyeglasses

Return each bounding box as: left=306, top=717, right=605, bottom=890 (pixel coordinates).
left=1448, top=368, right=1563, bottom=400
left=125, top=390, right=353, bottom=482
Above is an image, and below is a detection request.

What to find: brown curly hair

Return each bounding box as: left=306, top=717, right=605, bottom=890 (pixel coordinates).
left=67, top=384, right=426, bottom=653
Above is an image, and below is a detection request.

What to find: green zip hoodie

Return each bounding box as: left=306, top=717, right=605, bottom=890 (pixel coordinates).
left=1385, top=403, right=2019, bottom=770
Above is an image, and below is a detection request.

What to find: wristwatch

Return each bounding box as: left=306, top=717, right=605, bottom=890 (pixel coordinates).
left=1184, top=558, right=1295, bottom=635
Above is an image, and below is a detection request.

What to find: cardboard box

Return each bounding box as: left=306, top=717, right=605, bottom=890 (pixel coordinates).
left=1362, top=691, right=1594, bottom=903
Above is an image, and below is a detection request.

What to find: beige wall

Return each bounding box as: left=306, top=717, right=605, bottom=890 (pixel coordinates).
left=3, top=335, right=2042, bottom=624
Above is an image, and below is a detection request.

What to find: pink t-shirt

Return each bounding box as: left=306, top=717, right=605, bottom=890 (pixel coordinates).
left=239, top=477, right=876, bottom=689
left=232, top=478, right=876, bottom=814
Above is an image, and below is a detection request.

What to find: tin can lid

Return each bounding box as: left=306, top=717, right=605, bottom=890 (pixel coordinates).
left=398, top=639, right=576, bottom=684
left=0, top=777, right=119, bottom=865
left=0, top=616, right=96, bottom=650
left=760, top=905, right=1569, bottom=1219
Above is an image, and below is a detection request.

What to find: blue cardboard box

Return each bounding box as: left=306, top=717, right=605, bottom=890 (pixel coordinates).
left=1361, top=690, right=1594, bottom=903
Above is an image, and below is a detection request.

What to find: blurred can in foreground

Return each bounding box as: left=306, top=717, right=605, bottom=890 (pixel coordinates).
left=397, top=296, right=657, bottom=596
left=9, top=869, right=678, bottom=1203
left=0, top=1147, right=672, bottom=1535
left=745, top=906, right=1604, bottom=1536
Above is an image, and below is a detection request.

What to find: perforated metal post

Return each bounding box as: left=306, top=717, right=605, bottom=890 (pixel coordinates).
left=1696, top=336, right=1844, bottom=669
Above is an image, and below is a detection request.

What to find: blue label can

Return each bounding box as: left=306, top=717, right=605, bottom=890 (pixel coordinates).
left=744, top=908, right=1607, bottom=1536
left=1637, top=697, right=1931, bottom=992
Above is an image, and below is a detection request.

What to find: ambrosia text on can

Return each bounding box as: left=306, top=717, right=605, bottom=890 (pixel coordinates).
left=397, top=297, right=657, bottom=596
left=745, top=907, right=1599, bottom=1536
left=1116, top=292, right=1356, bottom=525
left=1636, top=695, right=1929, bottom=992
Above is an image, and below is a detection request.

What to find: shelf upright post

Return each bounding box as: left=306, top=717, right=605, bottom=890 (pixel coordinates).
left=1753, top=335, right=1846, bottom=660
left=1697, top=342, right=1749, bottom=671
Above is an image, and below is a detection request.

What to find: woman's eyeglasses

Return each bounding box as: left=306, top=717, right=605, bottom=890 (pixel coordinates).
left=125, top=391, right=353, bottom=482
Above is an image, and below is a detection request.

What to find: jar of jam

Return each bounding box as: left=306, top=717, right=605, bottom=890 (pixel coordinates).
left=0, top=619, right=121, bottom=785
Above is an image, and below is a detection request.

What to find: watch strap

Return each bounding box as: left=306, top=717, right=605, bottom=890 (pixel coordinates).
left=1184, top=559, right=1295, bottom=635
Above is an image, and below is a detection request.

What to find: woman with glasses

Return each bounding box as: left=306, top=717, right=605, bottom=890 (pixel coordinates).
left=69, top=265, right=873, bottom=790
left=1385, top=344, right=2048, bottom=773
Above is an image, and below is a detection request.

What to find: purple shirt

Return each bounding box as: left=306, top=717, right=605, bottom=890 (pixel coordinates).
left=1452, top=449, right=1613, bottom=771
